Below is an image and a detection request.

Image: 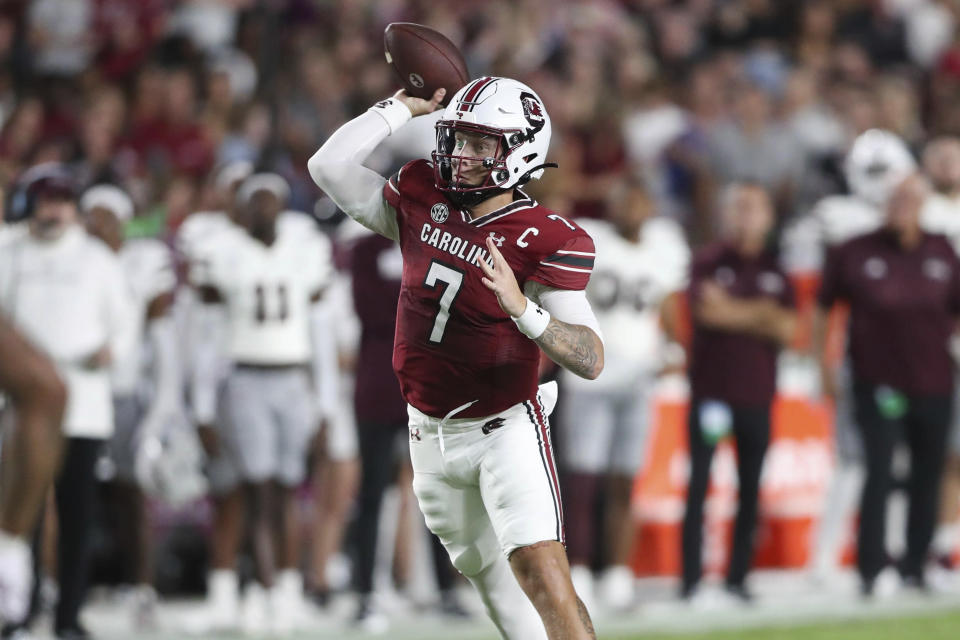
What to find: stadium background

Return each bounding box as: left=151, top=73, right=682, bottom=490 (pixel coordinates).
left=3, top=0, right=960, bottom=638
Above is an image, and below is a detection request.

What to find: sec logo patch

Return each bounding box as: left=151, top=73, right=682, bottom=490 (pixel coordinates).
left=431, top=203, right=449, bottom=223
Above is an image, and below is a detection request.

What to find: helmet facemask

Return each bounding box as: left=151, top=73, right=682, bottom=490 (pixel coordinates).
left=432, top=121, right=529, bottom=208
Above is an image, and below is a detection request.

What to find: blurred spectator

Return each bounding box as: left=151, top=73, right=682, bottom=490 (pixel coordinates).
left=27, top=0, right=93, bottom=78
left=707, top=81, right=803, bottom=225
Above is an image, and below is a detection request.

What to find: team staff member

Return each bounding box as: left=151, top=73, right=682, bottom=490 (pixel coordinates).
left=0, top=165, right=136, bottom=638
left=816, top=173, right=960, bottom=595
left=681, top=183, right=797, bottom=602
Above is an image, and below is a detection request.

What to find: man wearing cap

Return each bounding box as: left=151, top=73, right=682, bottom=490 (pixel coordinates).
left=0, top=164, right=136, bottom=640
left=81, top=184, right=187, bottom=628
left=190, top=173, right=335, bottom=634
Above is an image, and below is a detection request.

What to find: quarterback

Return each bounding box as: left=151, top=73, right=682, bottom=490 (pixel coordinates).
left=309, top=78, right=604, bottom=639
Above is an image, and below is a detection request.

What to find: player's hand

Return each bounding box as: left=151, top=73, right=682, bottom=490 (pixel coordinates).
left=480, top=236, right=526, bottom=317
left=820, top=363, right=838, bottom=405
left=197, top=424, right=219, bottom=458
left=696, top=281, right=734, bottom=327
left=393, top=88, right=445, bottom=118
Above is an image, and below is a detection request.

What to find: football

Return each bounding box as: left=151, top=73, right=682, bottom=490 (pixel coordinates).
left=383, top=22, right=470, bottom=105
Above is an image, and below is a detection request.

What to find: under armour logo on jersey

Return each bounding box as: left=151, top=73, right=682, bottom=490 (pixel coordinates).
left=481, top=417, right=506, bottom=435
left=431, top=203, right=449, bottom=223
left=409, top=427, right=422, bottom=442
left=489, top=232, right=505, bottom=247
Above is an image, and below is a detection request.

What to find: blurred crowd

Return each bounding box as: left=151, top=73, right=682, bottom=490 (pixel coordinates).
left=0, top=0, right=958, bottom=241
left=3, top=0, right=960, bottom=638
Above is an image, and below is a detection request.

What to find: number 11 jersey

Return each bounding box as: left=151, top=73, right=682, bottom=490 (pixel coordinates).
left=194, top=219, right=332, bottom=365
left=384, top=159, right=595, bottom=419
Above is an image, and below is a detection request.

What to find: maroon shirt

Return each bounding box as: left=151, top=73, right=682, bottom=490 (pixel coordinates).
left=383, top=159, right=595, bottom=418
left=818, top=229, right=960, bottom=396
left=689, top=242, right=795, bottom=407
left=351, top=233, right=409, bottom=426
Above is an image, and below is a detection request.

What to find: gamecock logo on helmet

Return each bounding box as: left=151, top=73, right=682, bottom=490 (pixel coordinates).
left=520, top=93, right=544, bottom=124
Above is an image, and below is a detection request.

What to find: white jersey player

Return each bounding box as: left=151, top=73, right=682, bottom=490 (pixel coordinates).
left=81, top=184, right=201, bottom=627
left=561, top=182, right=689, bottom=612
left=191, top=173, right=334, bottom=634
left=174, top=161, right=253, bottom=633
left=920, top=137, right=960, bottom=570
left=783, top=129, right=918, bottom=274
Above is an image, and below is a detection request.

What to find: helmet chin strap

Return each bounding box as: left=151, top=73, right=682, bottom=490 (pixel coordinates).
left=515, top=162, right=559, bottom=186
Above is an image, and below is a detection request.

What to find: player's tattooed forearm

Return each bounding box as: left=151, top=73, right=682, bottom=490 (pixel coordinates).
left=534, top=318, right=602, bottom=380
left=576, top=597, right=597, bottom=638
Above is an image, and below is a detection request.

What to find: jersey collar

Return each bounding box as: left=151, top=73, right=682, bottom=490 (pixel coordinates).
left=465, top=189, right=536, bottom=227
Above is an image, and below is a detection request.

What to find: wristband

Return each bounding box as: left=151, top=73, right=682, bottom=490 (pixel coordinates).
left=512, top=297, right=551, bottom=339
left=368, top=98, right=413, bottom=134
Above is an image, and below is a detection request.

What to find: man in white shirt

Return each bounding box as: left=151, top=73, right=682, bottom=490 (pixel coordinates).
left=0, top=165, right=135, bottom=639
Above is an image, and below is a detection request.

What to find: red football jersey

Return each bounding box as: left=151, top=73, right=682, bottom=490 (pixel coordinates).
left=383, top=159, right=595, bottom=418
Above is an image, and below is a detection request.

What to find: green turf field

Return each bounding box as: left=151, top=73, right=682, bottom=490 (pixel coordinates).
left=602, top=609, right=960, bottom=640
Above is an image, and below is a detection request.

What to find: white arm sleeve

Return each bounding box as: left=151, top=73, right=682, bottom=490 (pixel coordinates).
left=103, top=255, right=138, bottom=370
left=524, top=281, right=605, bottom=345
left=309, top=297, right=339, bottom=421
left=190, top=302, right=225, bottom=425
left=307, top=99, right=413, bottom=243
left=140, top=314, right=182, bottom=435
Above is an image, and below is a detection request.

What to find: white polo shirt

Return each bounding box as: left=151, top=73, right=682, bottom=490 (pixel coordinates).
left=0, top=224, right=136, bottom=438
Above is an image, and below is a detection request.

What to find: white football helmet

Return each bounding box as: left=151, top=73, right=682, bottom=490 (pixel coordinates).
left=433, top=77, right=554, bottom=205
left=844, top=129, right=916, bottom=207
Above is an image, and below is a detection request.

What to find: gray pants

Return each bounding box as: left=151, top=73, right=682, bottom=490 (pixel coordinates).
left=221, top=365, right=316, bottom=487
left=108, top=394, right=143, bottom=482
left=560, top=384, right=652, bottom=474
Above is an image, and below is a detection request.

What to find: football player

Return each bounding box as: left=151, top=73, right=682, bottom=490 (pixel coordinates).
left=562, top=179, right=689, bottom=612
left=921, top=137, right=960, bottom=572
left=310, top=79, right=605, bottom=639
left=177, top=161, right=250, bottom=632
left=789, top=130, right=916, bottom=579
left=0, top=313, right=65, bottom=624
left=81, top=184, right=186, bottom=628
left=192, top=173, right=334, bottom=634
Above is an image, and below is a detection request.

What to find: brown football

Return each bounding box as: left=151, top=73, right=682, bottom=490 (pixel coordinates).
left=384, top=22, right=470, bottom=105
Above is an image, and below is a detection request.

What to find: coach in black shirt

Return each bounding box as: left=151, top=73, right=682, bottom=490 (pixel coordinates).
left=816, top=173, right=960, bottom=595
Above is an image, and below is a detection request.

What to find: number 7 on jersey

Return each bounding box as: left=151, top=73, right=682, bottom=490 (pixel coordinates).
left=423, top=260, right=464, bottom=343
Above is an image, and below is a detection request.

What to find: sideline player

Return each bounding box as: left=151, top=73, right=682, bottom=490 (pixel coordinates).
left=192, top=174, right=333, bottom=634
left=81, top=184, right=181, bottom=627
left=562, top=179, right=689, bottom=611
left=310, top=78, right=604, bottom=639
left=0, top=313, right=66, bottom=624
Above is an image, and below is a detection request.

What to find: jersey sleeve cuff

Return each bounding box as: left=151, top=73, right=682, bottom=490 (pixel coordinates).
left=368, top=98, right=413, bottom=135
